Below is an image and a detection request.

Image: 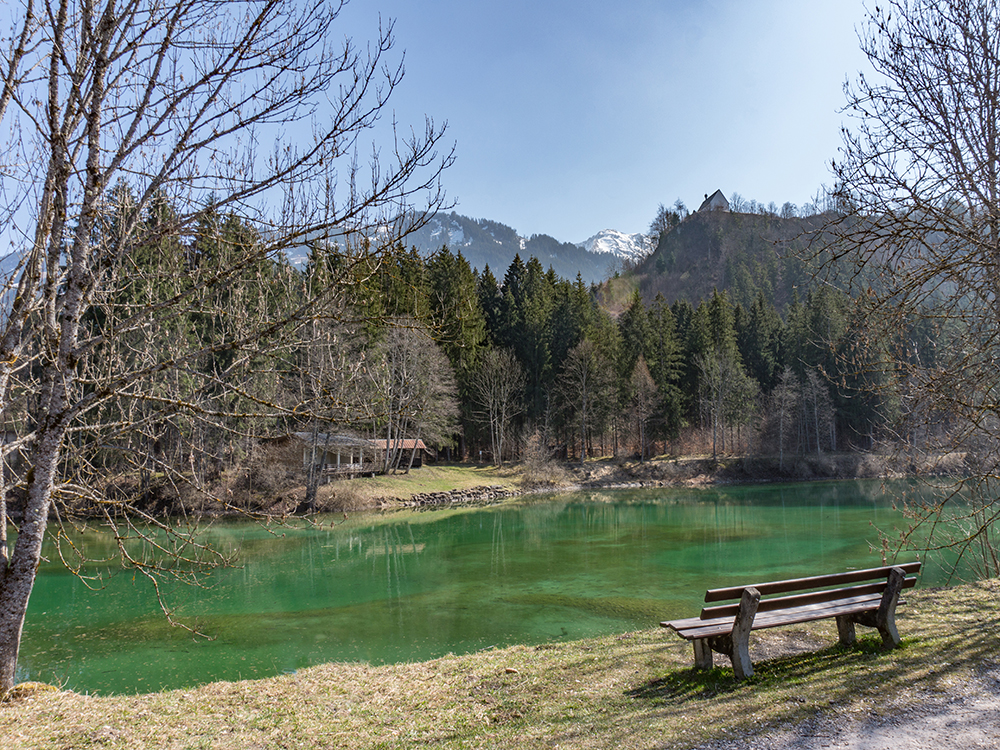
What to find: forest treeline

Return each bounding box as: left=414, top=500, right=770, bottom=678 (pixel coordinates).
left=361, top=236, right=899, bottom=466
left=48, top=188, right=925, bottom=511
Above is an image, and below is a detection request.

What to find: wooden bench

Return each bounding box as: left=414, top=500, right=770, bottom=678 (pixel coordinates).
left=661, top=562, right=922, bottom=679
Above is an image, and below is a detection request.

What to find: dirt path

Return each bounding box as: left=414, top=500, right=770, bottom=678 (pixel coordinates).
left=690, top=628, right=1000, bottom=750
left=699, top=685, right=1000, bottom=749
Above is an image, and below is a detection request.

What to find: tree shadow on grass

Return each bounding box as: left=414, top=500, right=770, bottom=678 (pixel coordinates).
left=627, top=640, right=872, bottom=702
left=629, top=622, right=999, bottom=706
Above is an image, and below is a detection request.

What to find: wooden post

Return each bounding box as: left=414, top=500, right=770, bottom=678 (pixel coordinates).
left=836, top=615, right=856, bottom=645
left=693, top=638, right=713, bottom=670
left=876, top=566, right=905, bottom=648
left=730, top=586, right=760, bottom=679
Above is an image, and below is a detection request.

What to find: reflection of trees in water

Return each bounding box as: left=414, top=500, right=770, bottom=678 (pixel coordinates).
left=579, top=503, right=648, bottom=545
left=367, top=525, right=420, bottom=593
left=491, top=512, right=507, bottom=577
left=236, top=484, right=940, bottom=605
left=519, top=500, right=568, bottom=549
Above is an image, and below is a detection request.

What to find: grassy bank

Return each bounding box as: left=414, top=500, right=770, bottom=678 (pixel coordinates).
left=310, top=450, right=928, bottom=513
left=318, top=462, right=519, bottom=509
left=3, top=580, right=997, bottom=749
left=49, top=450, right=946, bottom=521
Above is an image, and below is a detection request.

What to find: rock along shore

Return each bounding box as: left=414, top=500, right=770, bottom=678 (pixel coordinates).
left=397, top=484, right=519, bottom=507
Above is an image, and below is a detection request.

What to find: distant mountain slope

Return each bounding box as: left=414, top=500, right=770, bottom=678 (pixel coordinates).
left=632, top=210, right=833, bottom=311
left=403, top=212, right=649, bottom=284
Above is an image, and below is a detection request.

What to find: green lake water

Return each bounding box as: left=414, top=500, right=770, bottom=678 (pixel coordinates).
left=16, top=480, right=958, bottom=695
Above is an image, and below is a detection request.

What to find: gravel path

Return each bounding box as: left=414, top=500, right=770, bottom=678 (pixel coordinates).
left=697, top=682, right=1000, bottom=749
left=690, top=634, right=1000, bottom=750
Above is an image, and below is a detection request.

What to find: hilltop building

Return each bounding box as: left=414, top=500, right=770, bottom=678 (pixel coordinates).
left=698, top=190, right=729, bottom=213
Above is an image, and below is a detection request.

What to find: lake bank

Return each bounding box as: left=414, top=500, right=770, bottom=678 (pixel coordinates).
left=3, top=579, right=997, bottom=749
left=7, top=449, right=963, bottom=522
left=279, top=449, right=967, bottom=516
left=336, top=452, right=965, bottom=512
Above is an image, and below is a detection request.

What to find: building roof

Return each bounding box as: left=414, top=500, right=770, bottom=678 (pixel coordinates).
left=290, top=433, right=428, bottom=451
left=292, top=432, right=371, bottom=448
left=697, top=189, right=729, bottom=213
left=369, top=438, right=428, bottom=451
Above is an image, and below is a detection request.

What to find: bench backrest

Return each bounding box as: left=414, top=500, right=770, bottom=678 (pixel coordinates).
left=699, top=562, right=922, bottom=620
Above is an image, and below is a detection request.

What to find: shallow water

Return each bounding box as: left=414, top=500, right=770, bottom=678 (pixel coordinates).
left=17, top=480, right=955, bottom=694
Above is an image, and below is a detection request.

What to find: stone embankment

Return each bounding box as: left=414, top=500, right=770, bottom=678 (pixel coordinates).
left=402, top=485, right=518, bottom=506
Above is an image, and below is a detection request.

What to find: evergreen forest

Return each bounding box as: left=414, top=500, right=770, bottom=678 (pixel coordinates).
left=45, top=187, right=929, bottom=511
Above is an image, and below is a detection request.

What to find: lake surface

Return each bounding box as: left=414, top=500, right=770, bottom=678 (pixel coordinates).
left=17, top=480, right=957, bottom=694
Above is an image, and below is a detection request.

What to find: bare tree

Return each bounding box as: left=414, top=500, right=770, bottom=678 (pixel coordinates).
left=470, top=348, right=524, bottom=467
left=556, top=339, right=613, bottom=464
left=770, top=366, right=800, bottom=470
left=696, top=351, right=754, bottom=459
left=629, top=356, right=658, bottom=462
left=647, top=203, right=681, bottom=251
left=297, top=308, right=370, bottom=512
left=827, top=0, right=1000, bottom=575
left=372, top=321, right=459, bottom=474
left=798, top=369, right=836, bottom=455
left=780, top=202, right=798, bottom=219
left=0, top=1, right=452, bottom=693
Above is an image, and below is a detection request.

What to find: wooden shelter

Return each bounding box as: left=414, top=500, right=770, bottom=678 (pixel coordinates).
left=369, top=438, right=430, bottom=469
left=292, top=432, right=376, bottom=477
left=267, top=433, right=432, bottom=479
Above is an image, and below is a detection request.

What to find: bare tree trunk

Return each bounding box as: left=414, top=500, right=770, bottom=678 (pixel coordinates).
left=0, top=425, right=61, bottom=691
left=405, top=428, right=422, bottom=474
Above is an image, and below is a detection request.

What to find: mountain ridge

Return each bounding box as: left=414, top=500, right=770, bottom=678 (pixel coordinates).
left=402, top=212, right=650, bottom=284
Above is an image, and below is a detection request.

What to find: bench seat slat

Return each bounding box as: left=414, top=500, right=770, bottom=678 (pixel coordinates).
left=699, top=577, right=917, bottom=620
left=662, top=592, right=891, bottom=640
left=704, top=562, right=921, bottom=602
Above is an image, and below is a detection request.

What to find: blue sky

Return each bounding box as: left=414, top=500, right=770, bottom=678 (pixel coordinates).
left=338, top=0, right=871, bottom=242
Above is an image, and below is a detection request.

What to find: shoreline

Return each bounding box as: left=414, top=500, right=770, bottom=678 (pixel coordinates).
left=369, top=449, right=965, bottom=512
left=8, top=449, right=965, bottom=522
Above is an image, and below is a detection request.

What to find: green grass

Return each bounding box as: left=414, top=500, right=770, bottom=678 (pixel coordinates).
left=316, top=462, right=519, bottom=511
left=351, top=463, right=514, bottom=496
left=3, top=580, right=998, bottom=749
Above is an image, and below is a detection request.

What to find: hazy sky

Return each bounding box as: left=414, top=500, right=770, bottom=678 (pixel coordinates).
left=338, top=0, right=871, bottom=242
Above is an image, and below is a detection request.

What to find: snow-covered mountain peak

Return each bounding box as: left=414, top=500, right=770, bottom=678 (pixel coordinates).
left=576, top=229, right=651, bottom=262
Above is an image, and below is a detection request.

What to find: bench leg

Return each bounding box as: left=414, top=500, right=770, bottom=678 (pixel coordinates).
left=875, top=566, right=905, bottom=648
left=836, top=615, right=856, bottom=645
left=693, top=638, right=713, bottom=670
left=849, top=566, right=907, bottom=648
left=730, top=586, right=761, bottom=680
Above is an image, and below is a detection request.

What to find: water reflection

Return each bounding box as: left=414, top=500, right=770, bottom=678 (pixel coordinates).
left=17, top=480, right=959, bottom=694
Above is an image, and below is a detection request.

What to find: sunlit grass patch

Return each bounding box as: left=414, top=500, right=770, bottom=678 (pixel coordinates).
left=331, top=463, right=516, bottom=506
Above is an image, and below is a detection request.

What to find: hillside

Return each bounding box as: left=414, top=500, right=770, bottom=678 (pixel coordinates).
left=630, top=210, right=834, bottom=311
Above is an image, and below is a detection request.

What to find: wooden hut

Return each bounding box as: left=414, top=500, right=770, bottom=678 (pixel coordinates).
left=289, top=432, right=376, bottom=477
left=369, top=438, right=430, bottom=469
